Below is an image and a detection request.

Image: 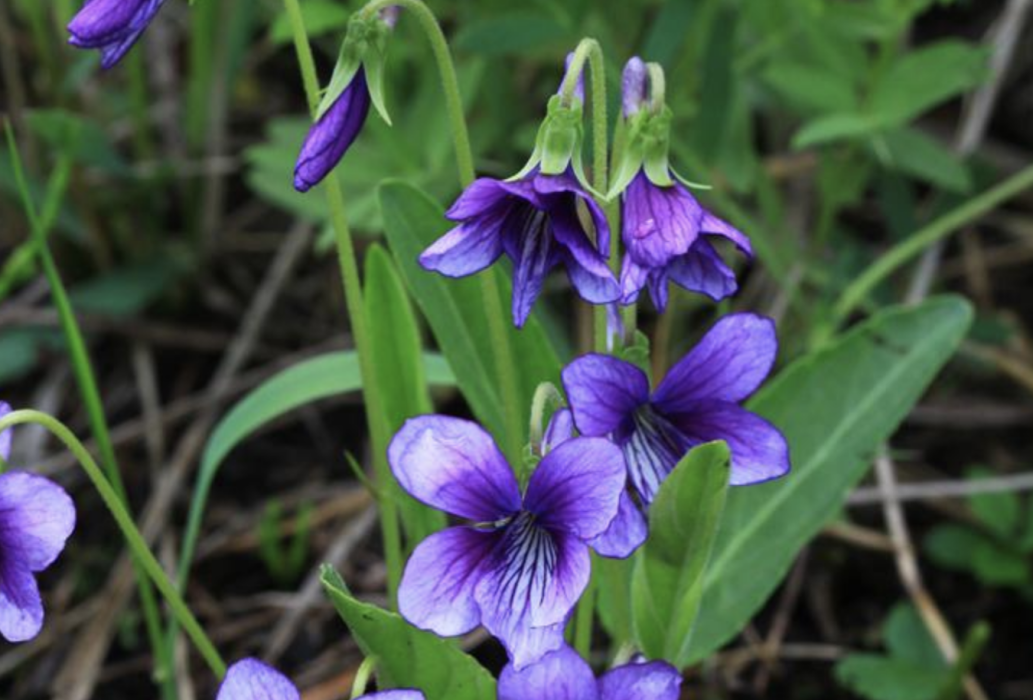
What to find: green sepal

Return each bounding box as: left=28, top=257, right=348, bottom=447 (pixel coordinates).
left=315, top=13, right=393, bottom=124
left=538, top=95, right=584, bottom=175
left=670, top=168, right=713, bottom=190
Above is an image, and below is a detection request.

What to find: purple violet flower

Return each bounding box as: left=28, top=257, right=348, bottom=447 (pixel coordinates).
left=499, top=644, right=682, bottom=700
left=0, top=417, right=76, bottom=642
left=419, top=171, right=620, bottom=327
left=619, top=173, right=753, bottom=312
left=67, top=0, right=166, bottom=69
left=216, top=658, right=422, bottom=700
left=390, top=415, right=626, bottom=669
left=562, top=313, right=790, bottom=513
left=293, top=68, right=372, bottom=192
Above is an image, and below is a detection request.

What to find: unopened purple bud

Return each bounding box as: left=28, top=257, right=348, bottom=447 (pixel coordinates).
left=293, top=69, right=372, bottom=192
left=378, top=5, right=401, bottom=28
left=67, top=0, right=166, bottom=69
left=622, top=56, right=648, bottom=117
left=559, top=52, right=585, bottom=104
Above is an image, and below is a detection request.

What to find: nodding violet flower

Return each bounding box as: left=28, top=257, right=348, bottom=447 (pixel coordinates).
left=611, top=57, right=752, bottom=312
left=294, top=9, right=397, bottom=192
left=216, top=658, right=422, bottom=700
left=499, top=644, right=682, bottom=700
left=420, top=56, right=619, bottom=328
left=390, top=415, right=626, bottom=669
left=67, top=0, right=166, bottom=69
left=0, top=404, right=76, bottom=643
left=562, top=313, right=790, bottom=512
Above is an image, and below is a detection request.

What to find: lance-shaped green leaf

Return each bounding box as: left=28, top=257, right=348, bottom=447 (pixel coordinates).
left=631, top=441, right=730, bottom=667
left=321, top=566, right=496, bottom=700
left=689, top=296, right=973, bottom=661
left=364, top=243, right=446, bottom=546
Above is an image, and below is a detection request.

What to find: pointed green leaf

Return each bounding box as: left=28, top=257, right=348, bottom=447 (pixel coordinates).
left=690, top=296, right=974, bottom=661
left=631, top=441, right=730, bottom=667
left=321, top=566, right=496, bottom=700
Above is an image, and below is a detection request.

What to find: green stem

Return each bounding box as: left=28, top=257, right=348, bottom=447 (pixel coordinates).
left=833, top=161, right=1033, bottom=324
left=573, top=567, right=596, bottom=657
left=350, top=656, right=379, bottom=699
left=360, top=0, right=524, bottom=465
left=5, top=123, right=174, bottom=697
left=282, top=0, right=403, bottom=604
left=0, top=411, right=226, bottom=678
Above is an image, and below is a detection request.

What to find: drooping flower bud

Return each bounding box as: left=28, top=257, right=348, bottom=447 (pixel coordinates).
left=67, top=0, right=166, bottom=69
left=293, top=8, right=397, bottom=192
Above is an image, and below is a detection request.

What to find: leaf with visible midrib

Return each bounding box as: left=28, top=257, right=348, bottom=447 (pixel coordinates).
left=321, top=566, right=496, bottom=700
left=690, top=296, right=973, bottom=661
left=631, top=441, right=730, bottom=667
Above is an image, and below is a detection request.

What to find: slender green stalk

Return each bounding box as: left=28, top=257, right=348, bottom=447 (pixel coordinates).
left=281, top=0, right=403, bottom=603
left=360, top=0, right=524, bottom=464
left=0, top=411, right=227, bottom=679
left=834, top=161, right=1033, bottom=324
left=5, top=123, right=174, bottom=697
left=573, top=570, right=597, bottom=658
left=350, top=656, right=379, bottom=699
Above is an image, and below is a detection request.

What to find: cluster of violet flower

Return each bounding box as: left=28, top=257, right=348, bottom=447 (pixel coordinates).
left=53, top=3, right=793, bottom=699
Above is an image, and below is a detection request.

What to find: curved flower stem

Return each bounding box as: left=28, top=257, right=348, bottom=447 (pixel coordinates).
left=360, top=0, right=524, bottom=464
left=281, top=0, right=402, bottom=602
left=833, top=161, right=1033, bottom=325
left=0, top=410, right=227, bottom=679
left=350, top=655, right=379, bottom=699
left=4, top=123, right=173, bottom=698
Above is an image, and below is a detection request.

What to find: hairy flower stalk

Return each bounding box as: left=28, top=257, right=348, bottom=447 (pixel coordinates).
left=67, top=0, right=166, bottom=69
left=389, top=415, right=630, bottom=668
left=611, top=57, right=752, bottom=311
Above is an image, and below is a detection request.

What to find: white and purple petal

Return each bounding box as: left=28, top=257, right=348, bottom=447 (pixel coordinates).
left=653, top=313, right=778, bottom=409
left=475, top=522, right=589, bottom=668
left=294, top=69, right=372, bottom=192
left=388, top=416, right=521, bottom=522
left=597, top=659, right=682, bottom=700
left=588, top=491, right=647, bottom=559
left=525, top=438, right=625, bottom=541
left=668, top=401, right=790, bottom=486
left=621, top=406, right=693, bottom=505
left=0, top=472, right=76, bottom=572
left=498, top=644, right=598, bottom=700
left=216, top=658, right=300, bottom=700
left=397, top=526, right=497, bottom=637
left=561, top=354, right=649, bottom=438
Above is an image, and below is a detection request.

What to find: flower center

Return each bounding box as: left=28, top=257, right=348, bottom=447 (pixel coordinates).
left=495, top=511, right=557, bottom=610
left=624, top=405, right=689, bottom=505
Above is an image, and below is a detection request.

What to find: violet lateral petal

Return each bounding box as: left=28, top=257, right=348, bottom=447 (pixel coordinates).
left=524, top=438, right=625, bottom=541
left=700, top=209, right=752, bottom=256
left=216, top=658, right=300, bottom=700
left=498, top=644, right=598, bottom=700
left=597, top=660, right=682, bottom=700
left=445, top=177, right=512, bottom=221
left=588, top=491, right=647, bottom=559
left=418, top=218, right=506, bottom=278
left=397, top=526, right=497, bottom=637
left=667, top=400, right=790, bottom=486
left=0, top=472, right=76, bottom=572
left=621, top=171, right=702, bottom=269
left=541, top=407, right=574, bottom=454
left=561, top=354, right=649, bottom=437
left=666, top=237, right=739, bottom=302
left=0, top=559, right=42, bottom=642
left=388, top=416, right=520, bottom=522
left=293, top=69, right=372, bottom=192
left=475, top=524, right=589, bottom=668
left=652, top=313, right=777, bottom=409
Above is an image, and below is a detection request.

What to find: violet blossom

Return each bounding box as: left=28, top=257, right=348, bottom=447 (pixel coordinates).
left=390, top=415, right=626, bottom=668
left=562, top=313, right=790, bottom=514
left=611, top=57, right=753, bottom=312
left=0, top=403, right=76, bottom=642
left=499, top=644, right=682, bottom=700
left=67, top=0, right=166, bottom=69
left=216, top=657, right=421, bottom=700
